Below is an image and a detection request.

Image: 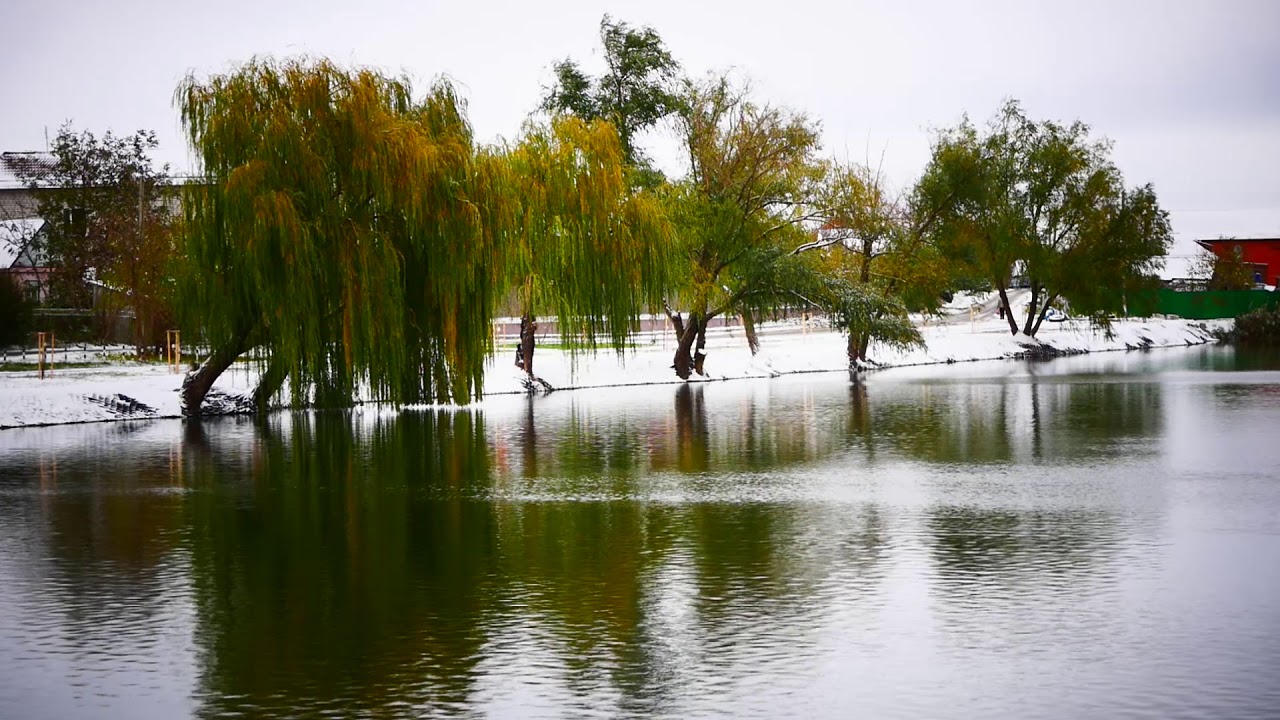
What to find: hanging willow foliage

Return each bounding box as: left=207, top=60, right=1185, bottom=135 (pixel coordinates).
left=176, top=57, right=505, bottom=409
left=497, top=116, right=671, bottom=374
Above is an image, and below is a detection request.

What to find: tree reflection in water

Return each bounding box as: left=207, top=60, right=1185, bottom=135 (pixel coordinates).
left=5, top=349, right=1271, bottom=718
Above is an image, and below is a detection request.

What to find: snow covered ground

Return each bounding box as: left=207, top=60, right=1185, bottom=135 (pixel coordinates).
left=0, top=361, right=261, bottom=429
left=1, top=295, right=1225, bottom=429
left=485, top=313, right=1222, bottom=394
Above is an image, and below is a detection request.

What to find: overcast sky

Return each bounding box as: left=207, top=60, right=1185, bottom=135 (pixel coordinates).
left=2, top=0, right=1277, bottom=262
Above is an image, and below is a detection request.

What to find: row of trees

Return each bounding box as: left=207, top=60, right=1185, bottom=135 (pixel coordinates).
left=9, top=17, right=1172, bottom=414
left=172, top=47, right=931, bottom=413
left=537, top=18, right=1173, bottom=367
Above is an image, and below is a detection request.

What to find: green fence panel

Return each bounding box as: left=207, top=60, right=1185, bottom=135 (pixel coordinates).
left=1139, top=289, right=1280, bottom=319
left=1125, top=289, right=1160, bottom=317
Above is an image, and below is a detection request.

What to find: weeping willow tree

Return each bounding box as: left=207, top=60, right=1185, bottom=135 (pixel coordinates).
left=176, top=57, right=505, bottom=415
left=496, top=116, right=671, bottom=385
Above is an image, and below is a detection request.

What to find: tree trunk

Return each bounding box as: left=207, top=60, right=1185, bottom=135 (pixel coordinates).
left=129, top=263, right=143, bottom=357
left=845, top=329, right=874, bottom=367
left=1030, top=292, right=1058, bottom=337
left=252, top=353, right=289, bottom=412
left=693, top=320, right=709, bottom=376
left=1022, top=283, right=1041, bottom=336
left=996, top=286, right=1019, bottom=336
left=846, top=332, right=862, bottom=367
left=667, top=307, right=686, bottom=339
left=672, top=313, right=700, bottom=380
left=848, top=242, right=876, bottom=368
left=741, top=308, right=760, bottom=355
left=858, top=241, right=873, bottom=283
left=181, top=332, right=249, bottom=417
left=515, top=314, right=537, bottom=377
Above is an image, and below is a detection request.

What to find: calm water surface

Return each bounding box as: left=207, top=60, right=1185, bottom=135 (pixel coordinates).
left=1, top=346, right=1279, bottom=719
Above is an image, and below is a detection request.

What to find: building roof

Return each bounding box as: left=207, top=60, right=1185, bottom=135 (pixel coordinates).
left=1195, top=237, right=1280, bottom=249
left=0, top=151, right=55, bottom=190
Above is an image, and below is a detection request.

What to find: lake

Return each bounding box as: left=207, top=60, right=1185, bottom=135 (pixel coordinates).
left=2, top=346, right=1279, bottom=719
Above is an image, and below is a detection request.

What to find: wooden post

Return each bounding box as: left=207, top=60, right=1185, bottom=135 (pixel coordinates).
left=37, top=332, right=46, bottom=380
left=165, top=330, right=182, bottom=373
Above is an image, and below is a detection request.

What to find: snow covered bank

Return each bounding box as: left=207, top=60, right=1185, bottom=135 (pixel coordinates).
left=0, top=362, right=260, bottom=429
left=483, top=314, right=1224, bottom=394
left=0, top=315, right=1224, bottom=429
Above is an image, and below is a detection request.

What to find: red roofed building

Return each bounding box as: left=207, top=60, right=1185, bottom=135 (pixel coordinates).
left=1196, top=237, right=1280, bottom=288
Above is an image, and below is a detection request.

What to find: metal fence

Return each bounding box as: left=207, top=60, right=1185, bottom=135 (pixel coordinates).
left=0, top=343, right=138, bottom=364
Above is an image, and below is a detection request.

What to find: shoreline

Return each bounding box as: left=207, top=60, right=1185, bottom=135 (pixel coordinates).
left=0, top=314, right=1226, bottom=431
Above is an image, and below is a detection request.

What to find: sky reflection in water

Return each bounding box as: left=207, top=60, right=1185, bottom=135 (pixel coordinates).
left=1, top=345, right=1278, bottom=719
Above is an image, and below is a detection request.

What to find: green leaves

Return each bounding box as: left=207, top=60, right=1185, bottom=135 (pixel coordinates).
left=545, top=61, right=597, bottom=120
left=667, top=75, right=824, bottom=316
left=915, top=99, right=1172, bottom=335
left=541, top=16, right=682, bottom=181
left=497, top=116, right=673, bottom=356
left=822, top=279, right=924, bottom=354
left=177, top=57, right=490, bottom=405
left=177, top=57, right=677, bottom=405
left=1231, top=304, right=1280, bottom=346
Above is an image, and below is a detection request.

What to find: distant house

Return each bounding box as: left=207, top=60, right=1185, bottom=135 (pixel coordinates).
left=0, top=217, right=52, bottom=302
left=0, top=151, right=55, bottom=220
left=1, top=153, right=58, bottom=303
left=1196, top=237, right=1280, bottom=288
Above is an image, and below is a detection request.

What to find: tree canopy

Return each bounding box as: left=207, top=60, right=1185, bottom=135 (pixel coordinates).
left=163, top=46, right=1184, bottom=411
left=542, top=15, right=682, bottom=184
left=662, top=75, right=827, bottom=377
left=176, top=57, right=503, bottom=411
left=811, top=161, right=934, bottom=363
left=495, top=116, right=672, bottom=380
left=915, top=100, right=1172, bottom=336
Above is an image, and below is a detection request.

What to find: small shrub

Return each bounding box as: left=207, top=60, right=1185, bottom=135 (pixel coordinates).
left=1229, top=302, right=1280, bottom=346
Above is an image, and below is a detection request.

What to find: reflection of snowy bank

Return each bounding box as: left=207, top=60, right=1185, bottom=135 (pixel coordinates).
left=0, top=314, right=1225, bottom=429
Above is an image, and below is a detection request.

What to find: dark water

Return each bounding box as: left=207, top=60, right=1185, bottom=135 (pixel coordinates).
left=2, top=346, right=1279, bottom=719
